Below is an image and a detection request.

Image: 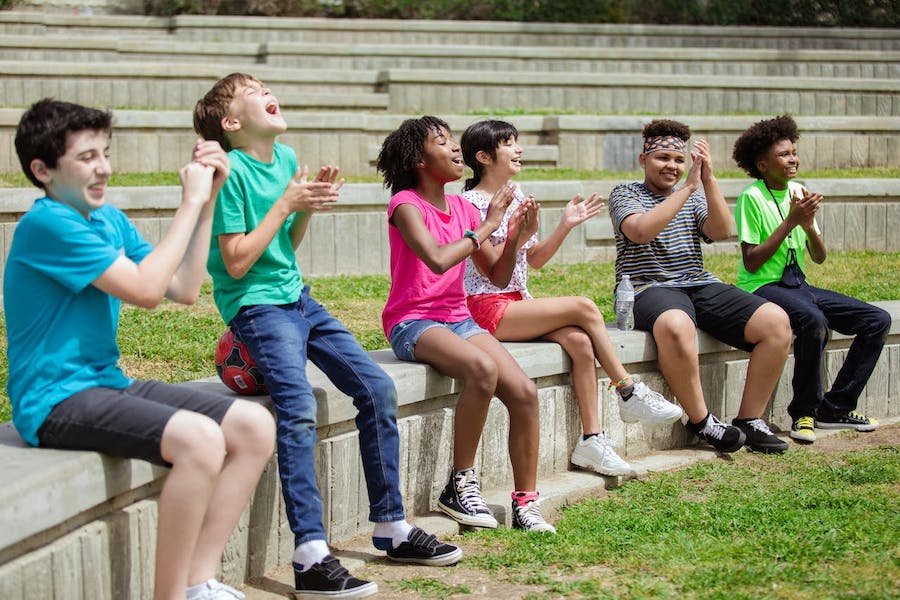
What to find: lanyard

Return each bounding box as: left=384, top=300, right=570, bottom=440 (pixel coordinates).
left=763, top=184, right=796, bottom=250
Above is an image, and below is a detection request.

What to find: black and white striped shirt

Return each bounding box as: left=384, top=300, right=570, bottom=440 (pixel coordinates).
left=608, top=181, right=719, bottom=295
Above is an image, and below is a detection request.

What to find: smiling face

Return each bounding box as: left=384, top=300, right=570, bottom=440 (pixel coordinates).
left=32, top=128, right=111, bottom=217
left=757, top=138, right=799, bottom=189
left=417, top=125, right=464, bottom=184
left=485, top=135, right=523, bottom=178
left=639, top=148, right=687, bottom=196
left=223, top=78, right=286, bottom=141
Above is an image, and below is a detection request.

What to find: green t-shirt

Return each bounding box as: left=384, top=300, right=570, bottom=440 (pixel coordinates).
left=735, top=179, right=819, bottom=293
left=207, top=143, right=303, bottom=324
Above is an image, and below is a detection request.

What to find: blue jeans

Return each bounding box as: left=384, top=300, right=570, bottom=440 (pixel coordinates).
left=230, top=286, right=404, bottom=546
left=755, top=281, right=890, bottom=420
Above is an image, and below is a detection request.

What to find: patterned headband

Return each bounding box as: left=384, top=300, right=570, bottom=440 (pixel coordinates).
left=643, top=135, right=686, bottom=155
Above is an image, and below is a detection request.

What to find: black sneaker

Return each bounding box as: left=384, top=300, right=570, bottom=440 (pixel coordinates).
left=732, top=418, right=788, bottom=454
left=816, top=410, right=878, bottom=432
left=687, top=413, right=746, bottom=453
left=379, top=526, right=463, bottom=566
left=293, top=555, right=377, bottom=599
left=437, top=468, right=499, bottom=528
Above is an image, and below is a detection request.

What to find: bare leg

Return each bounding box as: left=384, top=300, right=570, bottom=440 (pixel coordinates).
left=541, top=327, right=600, bottom=434
left=414, top=328, right=499, bottom=471
left=188, top=400, right=275, bottom=583
left=737, top=303, right=792, bottom=419
left=154, top=412, right=226, bottom=600
left=652, top=309, right=707, bottom=424
left=494, top=297, right=630, bottom=383
left=468, top=333, right=539, bottom=491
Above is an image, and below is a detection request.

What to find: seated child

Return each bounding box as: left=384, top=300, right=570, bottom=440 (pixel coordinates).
left=5, top=98, right=275, bottom=600
left=731, top=114, right=889, bottom=443
left=377, top=115, right=557, bottom=534
left=460, top=119, right=684, bottom=477
left=192, top=74, right=460, bottom=600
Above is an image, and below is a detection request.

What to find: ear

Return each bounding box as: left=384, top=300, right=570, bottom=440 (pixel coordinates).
left=221, top=115, right=240, bottom=133
left=638, top=153, right=646, bottom=168
left=29, top=158, right=52, bottom=185
left=755, top=158, right=767, bottom=175
left=475, top=149, right=492, bottom=166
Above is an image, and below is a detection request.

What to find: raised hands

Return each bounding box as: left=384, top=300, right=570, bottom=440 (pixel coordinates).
left=185, top=139, right=230, bottom=204
left=788, top=188, right=822, bottom=229
left=560, top=192, right=604, bottom=231
left=281, top=165, right=344, bottom=214
left=483, top=181, right=517, bottom=231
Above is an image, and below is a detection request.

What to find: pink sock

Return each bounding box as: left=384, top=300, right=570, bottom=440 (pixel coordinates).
left=511, top=490, right=539, bottom=506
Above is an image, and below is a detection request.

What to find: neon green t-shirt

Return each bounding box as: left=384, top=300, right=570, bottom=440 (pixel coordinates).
left=735, top=179, right=819, bottom=293
left=207, top=143, right=303, bottom=324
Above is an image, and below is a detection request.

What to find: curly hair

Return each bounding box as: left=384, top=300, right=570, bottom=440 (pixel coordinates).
left=15, top=98, right=112, bottom=189
left=642, top=119, right=691, bottom=142
left=732, top=114, right=799, bottom=180
left=376, top=116, right=450, bottom=195
left=460, top=119, right=519, bottom=191
left=193, top=72, right=259, bottom=152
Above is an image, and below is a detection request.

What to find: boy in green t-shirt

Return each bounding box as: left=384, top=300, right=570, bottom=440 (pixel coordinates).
left=193, top=73, right=460, bottom=599
left=732, top=114, right=890, bottom=443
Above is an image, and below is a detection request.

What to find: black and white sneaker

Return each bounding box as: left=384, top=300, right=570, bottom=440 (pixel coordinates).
left=687, top=413, right=746, bottom=453
left=380, top=526, right=463, bottom=566
left=732, top=418, right=788, bottom=454
left=816, top=410, right=878, bottom=432
left=510, top=496, right=556, bottom=534
left=437, top=468, right=499, bottom=528
left=293, top=555, right=377, bottom=599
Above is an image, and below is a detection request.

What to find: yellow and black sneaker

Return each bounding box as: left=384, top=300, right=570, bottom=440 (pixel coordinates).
left=816, top=410, right=878, bottom=432
left=790, top=416, right=816, bottom=443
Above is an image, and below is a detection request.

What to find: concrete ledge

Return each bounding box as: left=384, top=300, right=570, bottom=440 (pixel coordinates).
left=0, top=301, right=897, bottom=595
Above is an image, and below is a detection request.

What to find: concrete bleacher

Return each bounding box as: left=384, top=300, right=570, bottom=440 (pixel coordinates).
left=0, top=306, right=897, bottom=597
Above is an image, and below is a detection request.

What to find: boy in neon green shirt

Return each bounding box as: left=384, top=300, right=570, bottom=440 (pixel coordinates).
left=732, top=114, right=889, bottom=443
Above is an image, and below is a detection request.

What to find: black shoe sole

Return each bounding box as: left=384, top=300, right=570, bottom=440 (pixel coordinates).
left=387, top=546, right=463, bottom=566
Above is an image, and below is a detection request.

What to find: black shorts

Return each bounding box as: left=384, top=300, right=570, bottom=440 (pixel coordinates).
left=633, top=282, right=768, bottom=352
left=37, top=380, right=234, bottom=466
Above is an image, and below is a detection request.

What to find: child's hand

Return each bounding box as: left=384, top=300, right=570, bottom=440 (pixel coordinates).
left=692, top=139, right=715, bottom=181
left=191, top=139, right=230, bottom=199
left=484, top=181, right=516, bottom=231
left=521, top=195, right=540, bottom=238
left=561, top=192, right=604, bottom=231
left=179, top=160, right=214, bottom=206
left=282, top=165, right=342, bottom=213
left=789, top=188, right=821, bottom=229
left=506, top=201, right=529, bottom=242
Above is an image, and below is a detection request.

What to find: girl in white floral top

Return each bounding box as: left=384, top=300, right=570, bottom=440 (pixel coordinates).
left=460, top=120, right=685, bottom=477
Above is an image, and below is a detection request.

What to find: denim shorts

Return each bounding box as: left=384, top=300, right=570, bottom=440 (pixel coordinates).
left=389, top=317, right=488, bottom=362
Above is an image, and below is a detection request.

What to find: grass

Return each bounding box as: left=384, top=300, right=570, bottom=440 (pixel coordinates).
left=0, top=250, right=898, bottom=424
left=3, top=167, right=900, bottom=189
left=454, top=444, right=899, bottom=599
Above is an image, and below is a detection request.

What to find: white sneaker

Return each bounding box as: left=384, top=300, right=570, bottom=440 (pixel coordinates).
left=187, top=579, right=245, bottom=600
left=618, top=381, right=683, bottom=424
left=570, top=433, right=633, bottom=476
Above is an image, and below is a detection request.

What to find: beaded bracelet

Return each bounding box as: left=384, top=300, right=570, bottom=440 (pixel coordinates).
left=607, top=377, right=630, bottom=390
left=464, top=229, right=480, bottom=250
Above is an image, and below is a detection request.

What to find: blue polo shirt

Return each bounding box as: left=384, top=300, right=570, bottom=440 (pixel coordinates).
left=3, top=197, right=152, bottom=446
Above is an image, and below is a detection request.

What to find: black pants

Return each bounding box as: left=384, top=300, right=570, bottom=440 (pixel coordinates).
left=755, top=281, right=890, bottom=420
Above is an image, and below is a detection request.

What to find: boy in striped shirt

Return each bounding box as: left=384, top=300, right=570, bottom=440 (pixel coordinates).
left=608, top=119, right=791, bottom=454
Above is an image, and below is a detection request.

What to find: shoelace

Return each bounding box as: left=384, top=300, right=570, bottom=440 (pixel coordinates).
left=701, top=416, right=727, bottom=440
left=515, top=499, right=550, bottom=529
left=635, top=384, right=668, bottom=409
left=745, top=418, right=774, bottom=435
left=456, top=471, right=490, bottom=513
left=794, top=416, right=814, bottom=430
left=588, top=433, right=616, bottom=457
left=847, top=411, right=868, bottom=422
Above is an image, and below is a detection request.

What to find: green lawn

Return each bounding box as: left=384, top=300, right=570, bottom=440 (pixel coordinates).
left=450, top=442, right=899, bottom=600
left=0, top=250, right=898, bottom=424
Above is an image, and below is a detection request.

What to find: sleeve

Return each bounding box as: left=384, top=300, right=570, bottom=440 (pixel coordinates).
left=690, top=191, right=714, bottom=244
left=387, top=190, right=418, bottom=222
left=735, top=189, right=765, bottom=245
left=212, top=155, right=248, bottom=237
left=21, top=212, right=120, bottom=293
left=608, top=184, right=643, bottom=235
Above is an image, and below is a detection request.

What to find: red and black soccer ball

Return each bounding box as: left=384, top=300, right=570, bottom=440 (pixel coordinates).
left=214, top=329, right=268, bottom=395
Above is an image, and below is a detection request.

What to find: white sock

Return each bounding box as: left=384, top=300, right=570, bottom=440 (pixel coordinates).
left=292, top=539, right=330, bottom=572
left=372, top=519, right=413, bottom=549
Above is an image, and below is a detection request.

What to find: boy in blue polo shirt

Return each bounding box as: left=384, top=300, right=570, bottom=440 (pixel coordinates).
left=5, top=98, right=275, bottom=600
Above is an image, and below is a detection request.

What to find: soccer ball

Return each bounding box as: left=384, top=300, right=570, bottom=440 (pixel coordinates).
left=214, top=329, right=268, bottom=395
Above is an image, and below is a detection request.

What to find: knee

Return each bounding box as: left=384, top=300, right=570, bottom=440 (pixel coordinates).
left=465, top=355, right=499, bottom=395
left=654, top=312, right=697, bottom=354
left=575, top=296, right=605, bottom=323
left=166, top=413, right=227, bottom=475
left=869, top=307, right=892, bottom=340
left=794, top=308, right=828, bottom=343
left=506, top=377, right=539, bottom=417
left=369, top=373, right=399, bottom=413
left=228, top=401, right=276, bottom=457
left=761, top=305, right=793, bottom=350
left=563, top=331, right=595, bottom=363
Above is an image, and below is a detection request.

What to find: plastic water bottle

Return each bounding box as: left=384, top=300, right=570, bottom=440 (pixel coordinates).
left=615, top=275, right=635, bottom=331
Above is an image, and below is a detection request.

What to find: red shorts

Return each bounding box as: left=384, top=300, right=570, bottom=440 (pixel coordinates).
left=466, top=291, right=524, bottom=333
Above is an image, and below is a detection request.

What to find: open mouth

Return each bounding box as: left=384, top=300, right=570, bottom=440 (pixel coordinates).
left=265, top=100, right=279, bottom=115
left=451, top=157, right=463, bottom=165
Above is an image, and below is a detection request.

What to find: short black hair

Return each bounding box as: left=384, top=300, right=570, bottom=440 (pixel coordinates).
left=376, top=116, right=450, bottom=195
left=642, top=119, right=691, bottom=142
left=15, top=98, right=112, bottom=189
left=732, top=114, right=799, bottom=180
left=460, top=119, right=519, bottom=191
